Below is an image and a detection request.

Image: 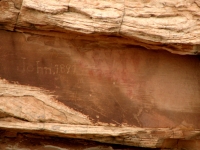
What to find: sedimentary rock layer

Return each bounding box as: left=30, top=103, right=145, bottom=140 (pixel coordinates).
left=0, top=0, right=200, bottom=149
left=0, top=121, right=200, bottom=149
left=1, top=0, right=200, bottom=54
left=0, top=130, right=156, bottom=150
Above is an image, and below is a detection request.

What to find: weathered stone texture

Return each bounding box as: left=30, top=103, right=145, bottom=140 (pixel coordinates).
left=0, top=30, right=199, bottom=149
left=0, top=0, right=200, bottom=149
left=0, top=130, right=155, bottom=150
left=0, top=0, right=22, bottom=30
left=1, top=0, right=200, bottom=54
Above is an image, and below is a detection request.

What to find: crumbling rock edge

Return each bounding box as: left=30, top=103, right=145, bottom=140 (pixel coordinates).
left=0, top=121, right=199, bottom=149
left=1, top=0, right=200, bottom=55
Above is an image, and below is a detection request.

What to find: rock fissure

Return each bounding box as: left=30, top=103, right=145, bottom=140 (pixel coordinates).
left=118, top=0, right=125, bottom=35
left=13, top=0, right=23, bottom=31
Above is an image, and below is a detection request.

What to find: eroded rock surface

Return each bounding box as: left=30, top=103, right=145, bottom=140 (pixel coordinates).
left=0, top=0, right=200, bottom=149
left=1, top=0, right=200, bottom=54
left=0, top=130, right=158, bottom=150
left=0, top=30, right=199, bottom=149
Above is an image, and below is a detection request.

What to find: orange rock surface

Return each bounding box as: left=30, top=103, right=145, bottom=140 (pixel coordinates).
left=0, top=0, right=200, bottom=149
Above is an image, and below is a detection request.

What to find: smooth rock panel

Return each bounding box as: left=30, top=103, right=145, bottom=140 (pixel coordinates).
left=0, top=30, right=199, bottom=128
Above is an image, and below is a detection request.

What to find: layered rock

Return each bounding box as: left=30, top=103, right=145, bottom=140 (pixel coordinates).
left=1, top=0, right=200, bottom=54
left=0, top=0, right=200, bottom=149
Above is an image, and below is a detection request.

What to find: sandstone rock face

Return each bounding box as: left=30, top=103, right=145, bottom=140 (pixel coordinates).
left=0, top=29, right=199, bottom=149
left=1, top=0, right=200, bottom=54
left=0, top=0, right=200, bottom=150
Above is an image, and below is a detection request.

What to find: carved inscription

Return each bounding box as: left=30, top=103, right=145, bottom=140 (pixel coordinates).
left=0, top=30, right=200, bottom=128
left=17, top=58, right=76, bottom=75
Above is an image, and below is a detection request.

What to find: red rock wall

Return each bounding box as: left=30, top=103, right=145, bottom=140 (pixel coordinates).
left=0, top=30, right=199, bottom=129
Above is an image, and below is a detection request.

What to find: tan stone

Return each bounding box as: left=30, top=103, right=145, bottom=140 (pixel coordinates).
left=1, top=0, right=200, bottom=54
left=0, top=0, right=22, bottom=30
